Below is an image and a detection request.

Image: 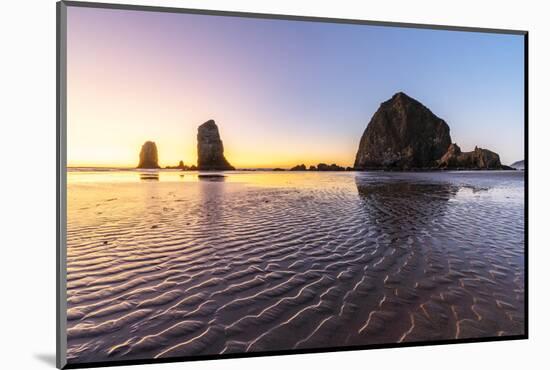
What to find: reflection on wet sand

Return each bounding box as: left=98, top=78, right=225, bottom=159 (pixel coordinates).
left=198, top=173, right=226, bottom=182
left=65, top=171, right=524, bottom=364
left=350, top=178, right=524, bottom=343
left=140, top=173, right=159, bottom=181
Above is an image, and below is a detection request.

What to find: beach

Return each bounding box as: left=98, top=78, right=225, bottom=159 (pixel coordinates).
left=66, top=170, right=525, bottom=364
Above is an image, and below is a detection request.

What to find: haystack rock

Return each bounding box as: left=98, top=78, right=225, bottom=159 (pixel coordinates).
left=438, top=144, right=502, bottom=169
left=354, top=92, right=452, bottom=170
left=137, top=141, right=160, bottom=169
left=197, top=120, right=235, bottom=170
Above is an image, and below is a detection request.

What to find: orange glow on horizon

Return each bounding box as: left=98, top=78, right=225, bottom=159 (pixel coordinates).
left=67, top=147, right=356, bottom=169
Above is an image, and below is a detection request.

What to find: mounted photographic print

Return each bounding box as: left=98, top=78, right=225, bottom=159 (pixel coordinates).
left=56, top=1, right=527, bottom=368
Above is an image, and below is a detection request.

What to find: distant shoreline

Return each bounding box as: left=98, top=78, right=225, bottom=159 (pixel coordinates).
left=67, top=166, right=522, bottom=172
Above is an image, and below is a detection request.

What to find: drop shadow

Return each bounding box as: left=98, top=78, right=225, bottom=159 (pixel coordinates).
left=34, top=353, right=56, bottom=367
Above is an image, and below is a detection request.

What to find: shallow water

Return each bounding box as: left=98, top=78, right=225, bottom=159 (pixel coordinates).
left=66, top=170, right=525, bottom=364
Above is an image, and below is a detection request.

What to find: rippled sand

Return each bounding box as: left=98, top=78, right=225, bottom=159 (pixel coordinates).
left=66, top=170, right=525, bottom=364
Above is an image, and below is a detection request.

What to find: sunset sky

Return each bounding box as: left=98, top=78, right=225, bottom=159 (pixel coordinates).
left=67, top=6, right=525, bottom=168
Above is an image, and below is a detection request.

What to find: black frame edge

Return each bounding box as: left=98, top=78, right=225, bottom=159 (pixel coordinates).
left=57, top=1, right=68, bottom=369
left=64, top=335, right=528, bottom=369
left=523, top=32, right=530, bottom=339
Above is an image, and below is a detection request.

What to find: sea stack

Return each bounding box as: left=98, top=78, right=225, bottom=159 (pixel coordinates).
left=438, top=144, right=502, bottom=169
left=510, top=160, right=525, bottom=170
left=137, top=141, right=160, bottom=169
left=354, top=92, right=452, bottom=170
left=197, top=120, right=235, bottom=170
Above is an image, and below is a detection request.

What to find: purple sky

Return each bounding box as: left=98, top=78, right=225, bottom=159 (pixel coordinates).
left=67, top=6, right=525, bottom=167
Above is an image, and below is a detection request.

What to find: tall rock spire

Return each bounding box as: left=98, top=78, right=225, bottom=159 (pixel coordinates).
left=197, top=120, right=235, bottom=170
left=137, top=141, right=160, bottom=169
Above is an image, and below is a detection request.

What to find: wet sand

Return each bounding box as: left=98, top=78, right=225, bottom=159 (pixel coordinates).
left=66, top=170, right=525, bottom=364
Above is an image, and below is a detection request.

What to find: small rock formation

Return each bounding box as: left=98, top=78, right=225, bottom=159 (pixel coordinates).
left=354, top=92, right=452, bottom=170
left=316, top=163, right=346, bottom=171
left=290, top=164, right=306, bottom=171
left=309, top=165, right=317, bottom=171
left=137, top=141, right=160, bottom=169
left=438, top=144, right=502, bottom=169
left=197, top=120, right=235, bottom=170
left=166, top=160, right=185, bottom=170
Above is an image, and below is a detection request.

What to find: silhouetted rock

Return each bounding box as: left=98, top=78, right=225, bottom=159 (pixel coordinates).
left=197, top=120, right=235, bottom=170
left=354, top=92, right=451, bottom=170
left=166, top=160, right=185, bottom=170
left=316, top=163, right=328, bottom=171
left=438, top=144, right=503, bottom=169
left=290, top=164, right=306, bottom=171
left=316, top=163, right=346, bottom=171
left=346, top=167, right=354, bottom=171
left=437, top=143, right=461, bottom=168
left=272, top=168, right=285, bottom=171
left=309, top=165, right=317, bottom=171
left=510, top=160, right=524, bottom=170
left=137, top=141, right=160, bottom=169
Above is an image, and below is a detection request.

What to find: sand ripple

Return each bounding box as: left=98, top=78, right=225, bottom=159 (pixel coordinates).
left=66, top=171, right=525, bottom=364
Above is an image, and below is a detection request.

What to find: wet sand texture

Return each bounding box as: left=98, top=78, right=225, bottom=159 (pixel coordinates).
left=66, top=171, right=525, bottom=364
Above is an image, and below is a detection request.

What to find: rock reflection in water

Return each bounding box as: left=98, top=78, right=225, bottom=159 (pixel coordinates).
left=346, top=176, right=524, bottom=344
left=139, top=173, right=159, bottom=181
left=198, top=174, right=226, bottom=182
